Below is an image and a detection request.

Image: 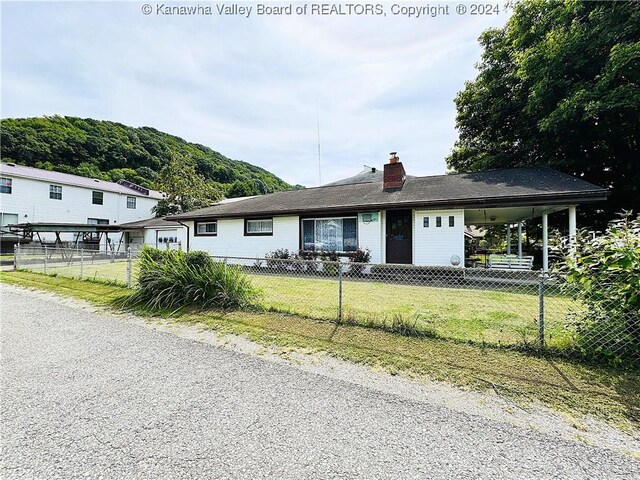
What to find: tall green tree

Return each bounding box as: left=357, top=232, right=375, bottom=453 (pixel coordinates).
left=448, top=0, right=640, bottom=228
left=152, top=155, right=224, bottom=217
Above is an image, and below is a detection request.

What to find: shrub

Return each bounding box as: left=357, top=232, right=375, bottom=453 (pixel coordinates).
left=348, top=248, right=371, bottom=276
left=556, top=212, right=640, bottom=365
left=320, top=251, right=340, bottom=277
left=185, top=250, right=213, bottom=269
left=298, top=250, right=319, bottom=272
left=265, top=248, right=290, bottom=269
left=128, top=247, right=258, bottom=310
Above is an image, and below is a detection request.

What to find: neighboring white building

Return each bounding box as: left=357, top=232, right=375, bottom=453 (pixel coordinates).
left=169, top=155, right=609, bottom=270
left=0, top=162, right=163, bottom=248
left=120, top=216, right=186, bottom=250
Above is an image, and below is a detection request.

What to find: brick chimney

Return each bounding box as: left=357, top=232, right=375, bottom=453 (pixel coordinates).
left=383, top=152, right=405, bottom=191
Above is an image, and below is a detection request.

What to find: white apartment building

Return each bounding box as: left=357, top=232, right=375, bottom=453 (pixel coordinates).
left=0, top=162, right=163, bottom=248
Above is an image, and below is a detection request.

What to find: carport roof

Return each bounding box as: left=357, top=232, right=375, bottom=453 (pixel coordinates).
left=169, top=167, right=608, bottom=220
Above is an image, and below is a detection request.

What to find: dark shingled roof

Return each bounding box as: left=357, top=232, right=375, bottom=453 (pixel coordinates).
left=120, top=217, right=181, bottom=229
left=169, top=167, right=608, bottom=220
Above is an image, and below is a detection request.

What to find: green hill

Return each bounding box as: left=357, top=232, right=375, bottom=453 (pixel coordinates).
left=0, top=116, right=298, bottom=196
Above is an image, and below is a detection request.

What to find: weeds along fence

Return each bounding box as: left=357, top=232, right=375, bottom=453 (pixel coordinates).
left=12, top=246, right=639, bottom=367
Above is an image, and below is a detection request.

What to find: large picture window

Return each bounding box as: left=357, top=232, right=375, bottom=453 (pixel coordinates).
left=302, top=217, right=357, bottom=252
left=245, top=218, right=273, bottom=236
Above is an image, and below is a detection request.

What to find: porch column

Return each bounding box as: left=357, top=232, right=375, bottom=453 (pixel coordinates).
left=506, top=224, right=511, bottom=255
left=517, top=222, right=523, bottom=258
left=568, top=206, right=577, bottom=256
left=542, top=212, right=549, bottom=273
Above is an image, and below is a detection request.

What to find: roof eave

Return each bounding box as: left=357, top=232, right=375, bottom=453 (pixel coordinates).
left=168, top=189, right=609, bottom=221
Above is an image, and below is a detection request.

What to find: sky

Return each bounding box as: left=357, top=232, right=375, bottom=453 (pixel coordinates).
left=1, top=1, right=511, bottom=187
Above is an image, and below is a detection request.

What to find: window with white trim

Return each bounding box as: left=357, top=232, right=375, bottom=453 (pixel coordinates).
left=127, top=196, right=136, bottom=209
left=245, top=218, right=273, bottom=236
left=92, top=191, right=103, bottom=205
left=449, top=216, right=455, bottom=227
left=1, top=212, right=18, bottom=227
left=436, top=216, right=442, bottom=227
left=302, top=217, right=357, bottom=252
left=1, top=177, right=12, bottom=194
left=196, top=221, right=217, bottom=236
left=49, top=185, right=62, bottom=200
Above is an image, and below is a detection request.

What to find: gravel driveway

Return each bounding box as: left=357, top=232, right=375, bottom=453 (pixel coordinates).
left=1, top=284, right=638, bottom=479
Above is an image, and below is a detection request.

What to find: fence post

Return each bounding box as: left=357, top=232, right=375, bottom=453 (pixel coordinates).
left=338, top=263, right=343, bottom=323
left=127, top=246, right=132, bottom=288
left=538, top=273, right=545, bottom=350
left=13, top=244, right=18, bottom=271
left=44, top=246, right=48, bottom=274
left=80, top=248, right=84, bottom=279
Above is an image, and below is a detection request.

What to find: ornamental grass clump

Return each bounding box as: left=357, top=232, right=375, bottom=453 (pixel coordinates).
left=128, top=246, right=259, bottom=310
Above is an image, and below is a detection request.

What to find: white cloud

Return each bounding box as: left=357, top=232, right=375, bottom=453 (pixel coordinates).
left=1, top=1, right=511, bottom=186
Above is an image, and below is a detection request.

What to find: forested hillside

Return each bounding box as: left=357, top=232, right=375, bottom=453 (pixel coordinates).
left=0, top=116, right=296, bottom=196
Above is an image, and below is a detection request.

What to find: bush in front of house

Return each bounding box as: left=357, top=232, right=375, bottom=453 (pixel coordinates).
left=348, top=248, right=371, bottom=276
left=557, top=212, right=640, bottom=365
left=320, top=251, right=340, bottom=277
left=128, top=246, right=258, bottom=310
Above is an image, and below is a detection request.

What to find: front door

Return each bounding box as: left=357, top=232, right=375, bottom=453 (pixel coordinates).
left=386, top=210, right=412, bottom=264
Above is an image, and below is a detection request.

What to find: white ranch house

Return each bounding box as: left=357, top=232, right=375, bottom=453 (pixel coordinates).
left=169, top=155, right=608, bottom=271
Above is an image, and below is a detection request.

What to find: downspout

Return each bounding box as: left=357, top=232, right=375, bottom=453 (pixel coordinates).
left=176, top=220, right=190, bottom=252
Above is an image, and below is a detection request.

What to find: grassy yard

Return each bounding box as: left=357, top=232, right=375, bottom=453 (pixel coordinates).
left=15, top=258, right=581, bottom=350
left=248, top=273, right=579, bottom=350
left=1, top=270, right=638, bottom=431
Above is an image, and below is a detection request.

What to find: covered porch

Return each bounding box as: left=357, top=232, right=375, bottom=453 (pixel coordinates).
left=464, top=204, right=578, bottom=272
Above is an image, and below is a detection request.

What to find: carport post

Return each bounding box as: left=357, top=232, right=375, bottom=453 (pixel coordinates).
left=506, top=224, right=511, bottom=255
left=517, top=222, right=523, bottom=258
left=13, top=243, right=18, bottom=271
left=80, top=248, right=84, bottom=279
left=44, top=246, right=48, bottom=274
left=568, top=206, right=577, bottom=257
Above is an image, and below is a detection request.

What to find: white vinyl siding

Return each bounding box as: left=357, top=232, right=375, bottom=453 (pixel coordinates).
left=413, top=209, right=465, bottom=267
left=358, top=211, right=382, bottom=263
left=189, top=216, right=299, bottom=258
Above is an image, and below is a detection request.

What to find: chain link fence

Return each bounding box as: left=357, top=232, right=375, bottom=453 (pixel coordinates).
left=13, top=244, right=140, bottom=287
left=11, top=246, right=639, bottom=367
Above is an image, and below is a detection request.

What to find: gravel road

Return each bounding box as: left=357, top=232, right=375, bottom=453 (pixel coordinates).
left=1, top=284, right=638, bottom=479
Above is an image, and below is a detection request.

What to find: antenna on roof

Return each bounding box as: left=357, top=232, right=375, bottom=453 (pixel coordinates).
left=316, top=98, right=322, bottom=186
